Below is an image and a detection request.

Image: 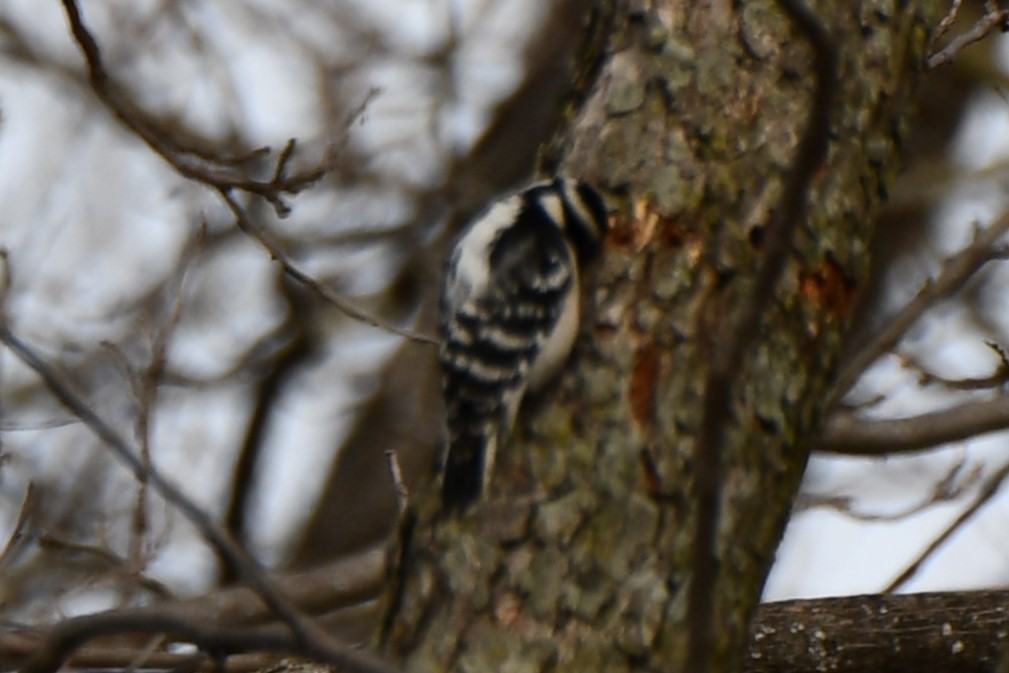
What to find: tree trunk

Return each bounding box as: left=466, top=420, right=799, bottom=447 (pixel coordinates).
left=379, top=2, right=946, bottom=672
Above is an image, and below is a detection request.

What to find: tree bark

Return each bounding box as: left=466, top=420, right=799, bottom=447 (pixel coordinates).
left=379, top=2, right=946, bottom=673
left=750, top=591, right=1009, bottom=673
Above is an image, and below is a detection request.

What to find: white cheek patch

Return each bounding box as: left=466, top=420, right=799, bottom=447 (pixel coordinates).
left=528, top=259, right=580, bottom=390
left=538, top=192, right=565, bottom=229
left=564, top=185, right=603, bottom=237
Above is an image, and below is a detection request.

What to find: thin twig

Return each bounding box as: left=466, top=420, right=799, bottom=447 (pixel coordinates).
left=884, top=461, right=1009, bottom=593
left=58, top=0, right=328, bottom=202
left=795, top=459, right=980, bottom=521
left=31, top=535, right=174, bottom=599
left=927, top=0, right=964, bottom=54
left=927, top=5, right=1009, bottom=69
left=0, top=483, right=36, bottom=568
left=827, top=214, right=1009, bottom=410
left=0, top=326, right=296, bottom=627
left=385, top=449, right=410, bottom=516
left=58, top=0, right=431, bottom=345
left=685, top=2, right=837, bottom=672
left=0, top=325, right=400, bottom=673
left=218, top=189, right=438, bottom=344
left=3, top=544, right=385, bottom=671
left=127, top=225, right=205, bottom=598
left=125, top=633, right=170, bottom=673
left=898, top=344, right=1009, bottom=392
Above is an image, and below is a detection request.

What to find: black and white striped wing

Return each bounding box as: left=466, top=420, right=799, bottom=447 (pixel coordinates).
left=439, top=220, right=574, bottom=508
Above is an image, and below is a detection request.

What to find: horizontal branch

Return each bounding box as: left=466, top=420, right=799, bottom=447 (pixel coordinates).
left=2, top=549, right=385, bottom=671
left=819, top=394, right=1009, bottom=455
left=8, top=589, right=1007, bottom=673
left=171, top=548, right=385, bottom=627
left=750, top=590, right=1009, bottom=673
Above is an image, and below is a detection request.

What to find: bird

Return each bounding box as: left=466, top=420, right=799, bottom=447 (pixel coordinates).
left=438, top=177, right=608, bottom=509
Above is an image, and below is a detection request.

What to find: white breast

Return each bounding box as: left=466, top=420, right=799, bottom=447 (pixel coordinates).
left=527, top=250, right=580, bottom=390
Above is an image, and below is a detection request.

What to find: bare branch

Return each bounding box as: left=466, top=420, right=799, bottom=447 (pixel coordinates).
left=385, top=450, right=409, bottom=516
left=0, top=483, right=36, bottom=568
left=2, top=629, right=228, bottom=673
left=32, top=536, right=174, bottom=600
left=3, top=545, right=383, bottom=650
left=125, top=225, right=205, bottom=597
left=4, top=548, right=387, bottom=671
left=217, top=189, right=438, bottom=344
left=898, top=343, right=1009, bottom=391
left=58, top=0, right=319, bottom=200
left=828, top=213, right=1009, bottom=410
left=819, top=394, right=1009, bottom=455
left=12, top=588, right=1009, bottom=673
left=927, top=3, right=1009, bottom=69
left=928, top=0, right=964, bottom=51
left=0, top=326, right=294, bottom=624
left=883, top=460, right=1009, bottom=593
left=795, top=459, right=981, bottom=521
left=223, top=287, right=313, bottom=561
left=16, top=608, right=329, bottom=673
left=57, top=0, right=434, bottom=345
left=749, top=590, right=1009, bottom=673
left=0, top=325, right=401, bottom=673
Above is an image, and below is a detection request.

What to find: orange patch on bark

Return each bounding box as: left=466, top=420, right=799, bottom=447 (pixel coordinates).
left=798, top=256, right=857, bottom=320
left=629, top=342, right=660, bottom=427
